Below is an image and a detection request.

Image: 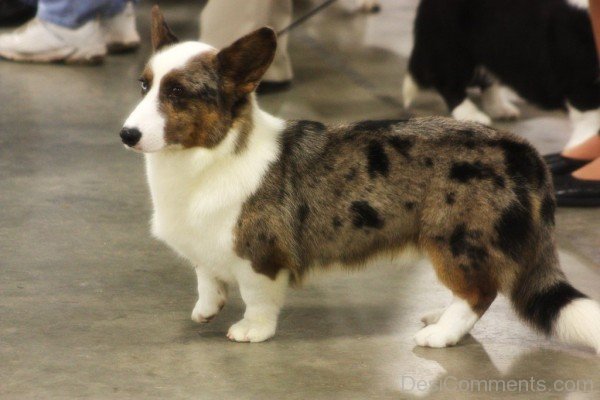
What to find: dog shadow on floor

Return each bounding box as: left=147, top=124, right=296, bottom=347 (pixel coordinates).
left=179, top=302, right=403, bottom=342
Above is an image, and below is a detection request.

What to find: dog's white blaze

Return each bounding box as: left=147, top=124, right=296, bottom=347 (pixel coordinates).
left=566, top=0, right=589, bottom=10
left=123, top=41, right=216, bottom=152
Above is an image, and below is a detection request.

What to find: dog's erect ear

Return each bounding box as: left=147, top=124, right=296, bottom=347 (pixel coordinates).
left=217, top=27, right=277, bottom=97
left=151, top=5, right=178, bottom=52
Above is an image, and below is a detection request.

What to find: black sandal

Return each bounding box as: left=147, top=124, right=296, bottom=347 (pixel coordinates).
left=543, top=152, right=591, bottom=176
left=553, top=174, right=600, bottom=207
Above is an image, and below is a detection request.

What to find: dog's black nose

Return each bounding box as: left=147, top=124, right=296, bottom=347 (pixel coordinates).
left=120, top=128, right=142, bottom=147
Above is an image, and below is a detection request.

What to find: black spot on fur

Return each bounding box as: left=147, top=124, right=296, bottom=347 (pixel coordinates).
left=366, top=140, right=390, bottom=178
left=332, top=216, right=342, bottom=229
left=449, top=224, right=488, bottom=263
left=495, top=200, right=532, bottom=260
left=295, top=120, right=326, bottom=133
left=449, top=161, right=505, bottom=188
left=463, top=140, right=476, bottom=149
left=541, top=194, right=556, bottom=226
left=404, top=201, right=415, bottom=210
left=387, top=136, right=414, bottom=159
left=523, top=282, right=585, bottom=334
left=446, top=192, right=456, bottom=205
left=449, top=224, right=469, bottom=257
left=353, top=119, right=408, bottom=131
left=350, top=201, right=384, bottom=229
left=334, top=188, right=342, bottom=197
left=423, top=157, right=434, bottom=167
left=344, top=167, right=357, bottom=182
left=298, top=203, right=310, bottom=224
left=494, top=139, right=546, bottom=188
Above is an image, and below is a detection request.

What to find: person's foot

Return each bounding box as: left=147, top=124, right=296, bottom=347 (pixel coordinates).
left=0, top=18, right=106, bottom=64
left=101, top=3, right=140, bottom=54
left=554, top=174, right=600, bottom=207
left=256, top=80, right=292, bottom=95
left=0, top=1, right=36, bottom=27
left=544, top=152, right=592, bottom=176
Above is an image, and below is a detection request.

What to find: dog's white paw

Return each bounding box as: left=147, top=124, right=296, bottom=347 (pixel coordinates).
left=414, top=323, right=462, bottom=348
left=420, top=309, right=444, bottom=326
left=482, top=90, right=521, bottom=120
left=452, top=99, right=492, bottom=125
left=191, top=298, right=224, bottom=323
left=227, top=318, right=276, bottom=343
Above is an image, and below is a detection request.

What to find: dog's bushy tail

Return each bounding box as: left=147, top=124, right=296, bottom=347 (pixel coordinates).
left=509, top=224, right=600, bottom=354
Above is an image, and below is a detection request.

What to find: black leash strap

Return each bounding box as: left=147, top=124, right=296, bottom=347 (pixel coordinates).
left=277, top=0, right=339, bottom=36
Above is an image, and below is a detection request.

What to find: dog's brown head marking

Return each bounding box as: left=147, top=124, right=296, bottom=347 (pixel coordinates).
left=121, top=6, right=277, bottom=153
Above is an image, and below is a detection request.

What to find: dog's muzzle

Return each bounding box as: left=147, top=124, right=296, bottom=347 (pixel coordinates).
left=120, top=128, right=142, bottom=147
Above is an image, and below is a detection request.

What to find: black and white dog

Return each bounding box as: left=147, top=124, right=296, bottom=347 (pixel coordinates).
left=404, top=0, right=599, bottom=149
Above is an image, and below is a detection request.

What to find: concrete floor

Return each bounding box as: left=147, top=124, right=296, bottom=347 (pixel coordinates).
left=1, top=1, right=599, bottom=399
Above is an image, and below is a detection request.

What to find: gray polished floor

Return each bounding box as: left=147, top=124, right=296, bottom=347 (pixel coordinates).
left=0, top=1, right=599, bottom=399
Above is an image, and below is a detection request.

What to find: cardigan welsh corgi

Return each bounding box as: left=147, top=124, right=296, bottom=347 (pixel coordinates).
left=119, top=6, right=600, bottom=352
left=404, top=0, right=599, bottom=149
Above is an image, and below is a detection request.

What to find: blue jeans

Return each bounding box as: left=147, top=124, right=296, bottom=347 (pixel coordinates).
left=20, top=0, right=137, bottom=28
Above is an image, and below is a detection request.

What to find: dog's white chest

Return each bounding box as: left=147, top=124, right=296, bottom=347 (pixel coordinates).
left=144, top=153, right=244, bottom=277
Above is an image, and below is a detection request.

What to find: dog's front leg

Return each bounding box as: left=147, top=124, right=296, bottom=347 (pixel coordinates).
left=191, top=267, right=228, bottom=323
left=227, top=264, right=288, bottom=343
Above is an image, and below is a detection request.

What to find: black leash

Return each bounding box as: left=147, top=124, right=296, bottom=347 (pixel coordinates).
left=277, top=0, right=339, bottom=36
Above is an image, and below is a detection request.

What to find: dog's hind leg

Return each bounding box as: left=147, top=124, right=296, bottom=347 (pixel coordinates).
left=415, top=239, right=498, bottom=348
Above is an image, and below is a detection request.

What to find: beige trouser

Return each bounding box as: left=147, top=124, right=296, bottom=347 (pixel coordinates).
left=200, top=0, right=293, bottom=82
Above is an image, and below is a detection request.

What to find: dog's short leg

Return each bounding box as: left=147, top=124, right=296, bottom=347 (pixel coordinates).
left=416, top=240, right=498, bottom=348
left=227, top=265, right=288, bottom=343
left=420, top=308, right=445, bottom=326
left=481, top=83, right=520, bottom=120
left=452, top=99, right=492, bottom=125
left=191, top=267, right=228, bottom=323
left=415, top=296, right=482, bottom=347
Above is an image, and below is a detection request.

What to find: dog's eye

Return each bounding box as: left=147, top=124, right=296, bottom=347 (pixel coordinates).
left=138, top=78, right=149, bottom=94
left=169, top=85, right=184, bottom=97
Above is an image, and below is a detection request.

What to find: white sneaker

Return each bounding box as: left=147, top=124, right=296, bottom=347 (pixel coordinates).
left=101, top=3, right=140, bottom=54
left=0, top=18, right=106, bottom=64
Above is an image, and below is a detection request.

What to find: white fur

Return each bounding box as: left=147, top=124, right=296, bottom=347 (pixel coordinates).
left=142, top=86, right=286, bottom=340
left=191, top=267, right=228, bottom=323
left=566, top=104, right=600, bottom=149
left=123, top=42, right=215, bottom=153
left=566, top=0, right=589, bottom=10
left=481, top=83, right=521, bottom=120
left=555, top=298, right=600, bottom=354
left=451, top=98, right=492, bottom=125
left=414, top=297, right=479, bottom=348
left=402, top=73, right=419, bottom=109
left=227, top=269, right=289, bottom=342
